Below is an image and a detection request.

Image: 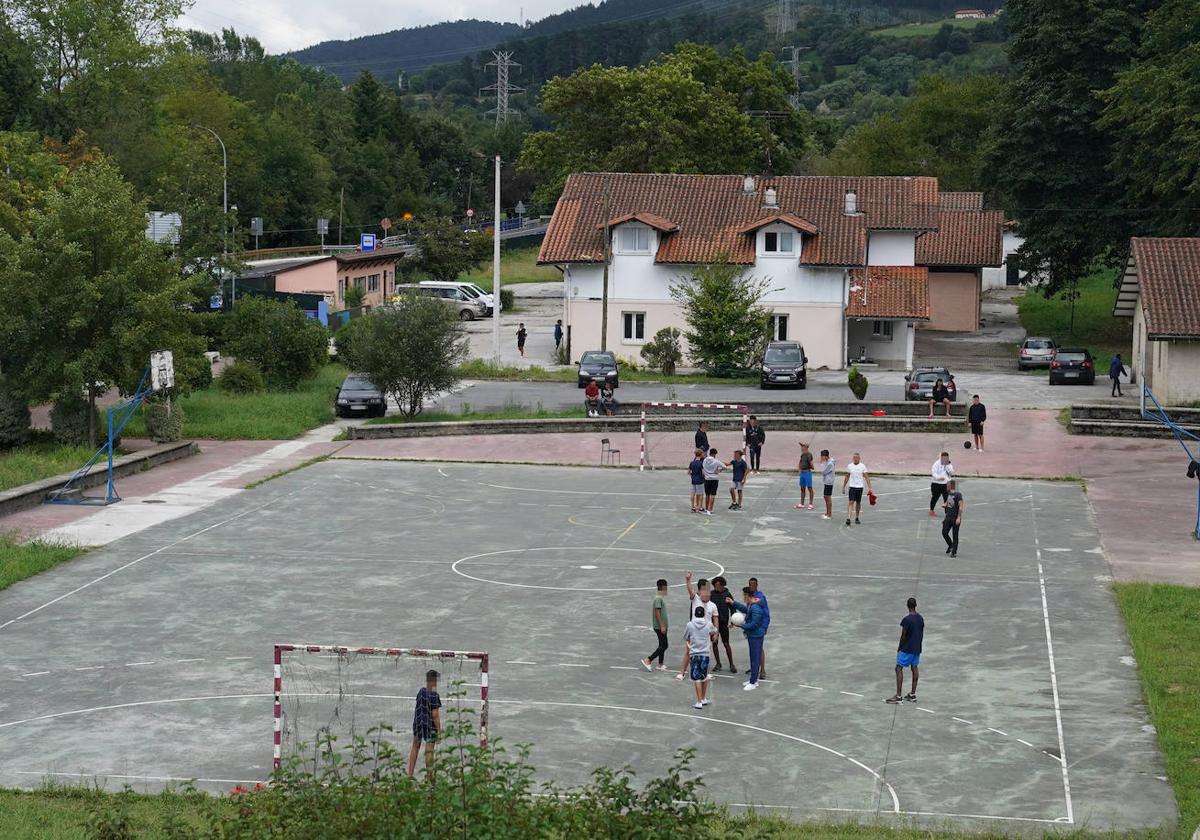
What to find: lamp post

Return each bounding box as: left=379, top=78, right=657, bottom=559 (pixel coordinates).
left=192, top=125, right=228, bottom=260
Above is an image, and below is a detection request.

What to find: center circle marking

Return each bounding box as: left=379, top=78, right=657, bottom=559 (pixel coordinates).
left=452, top=547, right=724, bottom=591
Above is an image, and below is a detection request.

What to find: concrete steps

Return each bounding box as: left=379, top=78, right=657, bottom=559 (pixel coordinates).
left=1069, top=404, right=1200, bottom=438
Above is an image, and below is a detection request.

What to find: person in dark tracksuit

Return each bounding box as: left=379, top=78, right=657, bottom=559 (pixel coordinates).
left=1109, top=354, right=1128, bottom=397
left=695, top=422, right=709, bottom=456
left=744, top=416, right=766, bottom=473
left=942, top=480, right=963, bottom=557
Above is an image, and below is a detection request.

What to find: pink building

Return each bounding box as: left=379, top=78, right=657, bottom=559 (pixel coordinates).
left=239, top=248, right=406, bottom=310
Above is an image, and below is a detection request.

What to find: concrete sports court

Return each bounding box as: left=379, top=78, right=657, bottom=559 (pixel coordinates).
left=0, top=460, right=1177, bottom=833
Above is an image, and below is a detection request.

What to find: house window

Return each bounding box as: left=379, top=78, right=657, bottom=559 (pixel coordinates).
left=872, top=320, right=894, bottom=340
left=771, top=314, right=788, bottom=341
left=353, top=275, right=366, bottom=289
left=623, top=311, right=646, bottom=342
left=617, top=226, right=651, bottom=254
left=367, top=274, right=380, bottom=293
left=764, top=230, right=794, bottom=254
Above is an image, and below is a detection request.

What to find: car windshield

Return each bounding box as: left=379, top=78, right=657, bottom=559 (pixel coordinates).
left=1025, top=340, right=1053, bottom=349
left=457, top=286, right=482, bottom=299
left=581, top=353, right=614, bottom=366
left=764, top=347, right=802, bottom=364
left=343, top=376, right=376, bottom=391
left=915, top=372, right=947, bottom=383
left=1057, top=352, right=1086, bottom=362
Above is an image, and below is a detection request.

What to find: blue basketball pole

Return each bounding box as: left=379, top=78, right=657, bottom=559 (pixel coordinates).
left=1141, top=384, right=1200, bottom=540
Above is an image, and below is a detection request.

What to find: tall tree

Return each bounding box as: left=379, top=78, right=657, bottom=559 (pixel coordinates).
left=349, top=70, right=388, bottom=142
left=0, top=20, right=39, bottom=130
left=409, top=218, right=493, bottom=281
left=669, top=263, right=773, bottom=375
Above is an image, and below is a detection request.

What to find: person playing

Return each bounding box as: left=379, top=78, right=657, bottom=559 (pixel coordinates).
left=641, top=578, right=670, bottom=672
left=687, top=448, right=705, bottom=513
left=583, top=380, right=601, bottom=416
left=747, top=577, right=770, bottom=679
left=701, top=447, right=723, bottom=515
left=942, top=480, right=964, bottom=557
left=1109, top=353, right=1128, bottom=397
left=600, top=382, right=618, bottom=416
left=728, top=449, right=748, bottom=510
left=795, top=442, right=815, bottom=511
left=887, top=598, right=924, bottom=704
left=516, top=323, right=527, bottom=357
left=744, top=416, right=766, bottom=473
left=968, top=395, right=987, bottom=452
left=727, top=586, right=768, bottom=691
left=709, top=576, right=736, bottom=673
left=407, top=669, right=442, bottom=778
left=554, top=319, right=563, bottom=350
left=929, top=378, right=952, bottom=418
left=676, top=572, right=719, bottom=680
left=842, top=452, right=872, bottom=526
left=929, top=451, right=954, bottom=517
left=683, top=605, right=716, bottom=709
left=695, top=421, right=710, bottom=456
left=820, top=449, right=836, bottom=520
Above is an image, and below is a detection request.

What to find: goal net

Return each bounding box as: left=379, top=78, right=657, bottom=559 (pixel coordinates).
left=273, top=644, right=489, bottom=773
left=639, top=402, right=749, bottom=471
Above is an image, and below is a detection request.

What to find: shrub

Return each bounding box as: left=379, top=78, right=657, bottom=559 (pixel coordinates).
left=51, top=393, right=103, bottom=446
left=640, top=327, right=684, bottom=376
left=0, top=387, right=31, bottom=450
left=225, top=297, right=328, bottom=388
left=669, top=262, right=772, bottom=374
left=143, top=399, right=185, bottom=443
left=848, top=365, right=869, bottom=400
left=219, top=362, right=266, bottom=394
left=499, top=288, right=515, bottom=312
left=190, top=310, right=226, bottom=351
left=343, top=284, right=366, bottom=308
left=333, top=316, right=372, bottom=369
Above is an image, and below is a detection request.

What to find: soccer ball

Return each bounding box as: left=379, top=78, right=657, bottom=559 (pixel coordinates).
left=729, top=612, right=746, bottom=627
left=963, top=440, right=972, bottom=449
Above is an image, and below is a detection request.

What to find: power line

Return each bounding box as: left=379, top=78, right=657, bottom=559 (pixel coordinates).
left=483, top=51, right=523, bottom=124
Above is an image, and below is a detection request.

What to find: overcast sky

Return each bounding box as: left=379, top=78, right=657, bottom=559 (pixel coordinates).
left=179, top=0, right=581, bottom=54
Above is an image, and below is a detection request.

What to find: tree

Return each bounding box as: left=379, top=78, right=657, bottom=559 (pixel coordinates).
left=340, top=295, right=467, bottom=418
left=224, top=296, right=328, bottom=389
left=640, top=327, right=683, bottom=376
left=349, top=70, right=388, bottom=142
left=411, top=219, right=493, bottom=281
left=0, top=20, right=39, bottom=130
left=0, top=159, right=201, bottom=446
left=669, top=262, right=773, bottom=375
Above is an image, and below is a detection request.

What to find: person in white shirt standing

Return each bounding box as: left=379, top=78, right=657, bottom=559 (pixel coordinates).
left=701, top=448, right=724, bottom=516
left=929, top=452, right=954, bottom=517
left=841, top=452, right=872, bottom=526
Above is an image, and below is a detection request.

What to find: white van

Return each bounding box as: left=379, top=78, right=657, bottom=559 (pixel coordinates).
left=418, top=281, right=494, bottom=314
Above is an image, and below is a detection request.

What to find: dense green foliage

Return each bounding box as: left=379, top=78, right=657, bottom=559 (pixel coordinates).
left=0, top=386, right=31, bottom=450
left=1016, top=268, right=1133, bottom=362
left=640, top=327, right=685, bottom=376
left=848, top=366, right=870, bottom=400
left=49, top=394, right=101, bottom=447
left=670, top=263, right=773, bottom=375
left=223, top=297, right=328, bottom=389
left=217, top=362, right=266, bottom=394
left=143, top=398, right=185, bottom=443
left=407, top=218, right=494, bottom=281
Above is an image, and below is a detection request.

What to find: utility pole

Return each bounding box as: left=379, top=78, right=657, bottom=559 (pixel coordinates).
left=776, top=0, right=794, bottom=36
left=338, top=186, right=345, bottom=246
left=780, top=45, right=809, bottom=108
left=492, top=154, right=502, bottom=364
left=600, top=178, right=611, bottom=352
left=483, top=51, right=524, bottom=125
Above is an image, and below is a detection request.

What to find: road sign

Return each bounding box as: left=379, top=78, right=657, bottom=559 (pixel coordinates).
left=317, top=218, right=329, bottom=235
left=466, top=208, right=475, bottom=218
left=209, top=293, right=223, bottom=310
left=380, top=217, right=392, bottom=232
left=250, top=217, right=264, bottom=236
left=361, top=233, right=376, bottom=251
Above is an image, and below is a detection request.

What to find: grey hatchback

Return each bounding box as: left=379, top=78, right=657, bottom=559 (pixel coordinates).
left=336, top=373, right=386, bottom=417
left=904, top=367, right=958, bottom=402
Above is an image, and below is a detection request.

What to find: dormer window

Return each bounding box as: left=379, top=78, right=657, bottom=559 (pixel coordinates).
left=617, top=225, right=651, bottom=254
left=764, top=230, right=795, bottom=254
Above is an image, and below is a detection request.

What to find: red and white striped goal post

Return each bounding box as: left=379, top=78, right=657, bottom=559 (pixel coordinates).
left=638, top=402, right=750, bottom=471
left=273, top=643, right=489, bottom=770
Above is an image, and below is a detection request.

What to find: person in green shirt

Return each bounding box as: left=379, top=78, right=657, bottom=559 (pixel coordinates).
left=641, top=579, right=671, bottom=671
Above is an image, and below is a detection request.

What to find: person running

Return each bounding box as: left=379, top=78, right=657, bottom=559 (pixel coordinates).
left=554, top=319, right=563, bottom=350
left=929, top=378, right=952, bottom=418
left=407, top=669, right=442, bottom=778
left=687, top=448, right=705, bottom=513
left=747, top=577, right=770, bottom=679
left=794, top=442, right=815, bottom=510
left=820, top=449, right=835, bottom=520
left=942, top=480, right=963, bottom=557
left=676, top=572, right=719, bottom=680
left=516, top=323, right=527, bottom=356
left=727, top=449, right=748, bottom=510
left=701, top=447, right=723, bottom=515
left=968, top=395, right=987, bottom=452
left=744, top=416, right=766, bottom=473
left=695, top=422, right=710, bottom=456
left=727, top=586, right=768, bottom=691
left=842, top=452, right=872, bottom=526
left=683, top=605, right=716, bottom=709
left=887, top=598, right=924, bottom=704
left=709, top=576, right=736, bottom=673
left=929, top=452, right=954, bottom=517
left=1109, top=353, right=1128, bottom=397
left=641, top=578, right=671, bottom=672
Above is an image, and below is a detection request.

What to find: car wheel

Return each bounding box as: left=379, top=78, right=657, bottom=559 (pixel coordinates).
left=459, top=309, right=474, bottom=321
left=759, top=382, right=768, bottom=390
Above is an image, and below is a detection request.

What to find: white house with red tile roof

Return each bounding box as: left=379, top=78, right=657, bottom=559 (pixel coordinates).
left=538, top=173, right=1003, bottom=370
left=1115, top=237, right=1200, bottom=404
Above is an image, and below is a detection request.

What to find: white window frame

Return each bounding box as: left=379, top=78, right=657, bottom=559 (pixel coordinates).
left=762, top=229, right=795, bottom=256
left=872, top=320, right=894, bottom=341
left=616, top=225, right=651, bottom=255
left=622, top=311, right=646, bottom=343
left=771, top=313, right=789, bottom=341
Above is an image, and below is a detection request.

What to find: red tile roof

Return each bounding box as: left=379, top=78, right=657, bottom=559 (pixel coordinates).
left=939, top=191, right=984, bottom=210
left=335, top=247, right=407, bottom=267
left=736, top=212, right=819, bottom=235
left=605, top=211, right=679, bottom=232
left=915, top=210, right=1003, bottom=267
left=539, top=173, right=940, bottom=267
left=1131, top=237, right=1200, bottom=338
left=846, top=266, right=929, bottom=321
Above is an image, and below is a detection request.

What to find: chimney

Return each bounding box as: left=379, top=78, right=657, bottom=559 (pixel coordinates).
left=844, top=191, right=858, bottom=215
left=742, top=175, right=756, bottom=195
left=763, top=187, right=778, bottom=209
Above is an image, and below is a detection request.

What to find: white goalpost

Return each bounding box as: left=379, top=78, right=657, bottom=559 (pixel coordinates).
left=273, top=644, right=489, bottom=773
left=639, top=402, right=749, bottom=471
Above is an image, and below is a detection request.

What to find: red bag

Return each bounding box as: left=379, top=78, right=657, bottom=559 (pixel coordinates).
left=867, top=491, right=878, bottom=506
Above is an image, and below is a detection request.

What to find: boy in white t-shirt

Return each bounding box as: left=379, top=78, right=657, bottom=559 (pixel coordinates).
left=841, top=452, right=872, bottom=526
left=676, top=571, right=719, bottom=681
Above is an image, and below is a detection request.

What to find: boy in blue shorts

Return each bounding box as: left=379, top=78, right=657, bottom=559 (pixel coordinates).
left=727, top=449, right=748, bottom=510
left=794, top=442, right=814, bottom=510
left=683, top=605, right=715, bottom=708
left=687, top=448, right=705, bottom=512
left=407, top=669, right=442, bottom=777
left=887, top=597, right=924, bottom=704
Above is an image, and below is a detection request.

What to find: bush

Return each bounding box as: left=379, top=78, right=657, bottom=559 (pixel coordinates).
left=640, top=327, right=684, bottom=375
left=219, top=362, right=266, bottom=394
left=51, top=393, right=99, bottom=446
left=143, top=399, right=185, bottom=443
left=499, top=288, right=515, bottom=312
left=190, top=310, right=226, bottom=351
left=343, top=284, right=366, bottom=308
left=225, top=297, right=328, bottom=388
left=848, top=365, right=869, bottom=400
left=334, top=316, right=372, bottom=368
left=0, top=387, right=31, bottom=450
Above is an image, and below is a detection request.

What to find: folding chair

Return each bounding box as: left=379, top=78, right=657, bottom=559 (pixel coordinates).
left=601, top=438, right=621, bottom=466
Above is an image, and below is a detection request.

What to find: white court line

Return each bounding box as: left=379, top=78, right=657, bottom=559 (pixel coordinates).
left=125, top=662, right=155, bottom=667
left=75, top=666, right=103, bottom=672
left=1017, top=739, right=1035, bottom=748
left=176, top=658, right=204, bottom=663
left=917, top=707, right=936, bottom=714
left=12, top=770, right=265, bottom=786
left=505, top=660, right=537, bottom=665
left=816, top=805, right=1069, bottom=825
left=1030, top=488, right=1075, bottom=824
left=839, top=691, right=864, bottom=698
left=797, top=684, right=824, bottom=691
left=555, top=663, right=588, bottom=668
left=451, top=547, right=724, bottom=592
left=610, top=666, right=638, bottom=670
left=952, top=717, right=974, bottom=726
left=224, top=656, right=254, bottom=661
left=20, top=672, right=48, bottom=677
left=987, top=728, right=1009, bottom=737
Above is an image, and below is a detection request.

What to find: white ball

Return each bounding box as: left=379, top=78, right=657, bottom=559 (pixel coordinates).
left=729, top=611, right=746, bottom=627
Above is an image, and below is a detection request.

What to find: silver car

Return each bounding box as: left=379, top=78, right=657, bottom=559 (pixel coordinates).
left=394, top=284, right=488, bottom=321
left=1018, top=337, right=1057, bottom=370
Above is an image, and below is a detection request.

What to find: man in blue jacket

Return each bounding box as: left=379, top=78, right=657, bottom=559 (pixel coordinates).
left=728, top=586, right=768, bottom=691
left=1109, top=353, right=1128, bottom=397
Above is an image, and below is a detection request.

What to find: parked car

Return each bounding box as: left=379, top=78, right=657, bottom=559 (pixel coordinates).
left=1048, top=347, right=1095, bottom=385
left=904, top=367, right=958, bottom=401
left=419, top=280, right=494, bottom=314
left=577, top=350, right=619, bottom=388
left=335, top=373, right=386, bottom=417
left=394, top=283, right=488, bottom=321
left=760, top=341, right=808, bottom=389
left=1018, top=336, right=1057, bottom=370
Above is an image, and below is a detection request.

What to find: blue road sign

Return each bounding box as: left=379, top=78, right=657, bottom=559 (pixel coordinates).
left=360, top=233, right=376, bottom=252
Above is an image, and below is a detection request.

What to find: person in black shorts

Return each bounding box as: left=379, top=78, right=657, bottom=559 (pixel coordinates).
left=968, top=395, right=986, bottom=452
left=516, top=323, right=527, bottom=356
left=709, top=576, right=736, bottom=672
left=407, top=669, right=442, bottom=778
left=695, top=422, right=710, bottom=456
left=942, top=480, right=963, bottom=557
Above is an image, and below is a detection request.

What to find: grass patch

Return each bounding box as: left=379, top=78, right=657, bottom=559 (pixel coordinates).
left=0, top=437, right=97, bottom=492
left=1016, top=268, right=1133, bottom=363
left=0, top=785, right=229, bottom=840
left=461, top=244, right=560, bottom=290
left=872, top=16, right=986, bottom=37
left=1114, top=582, right=1200, bottom=838
left=123, top=365, right=347, bottom=441
left=1057, top=406, right=1073, bottom=429
left=0, top=535, right=87, bottom=591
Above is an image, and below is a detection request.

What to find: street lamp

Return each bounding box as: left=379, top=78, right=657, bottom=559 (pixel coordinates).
left=192, top=124, right=228, bottom=260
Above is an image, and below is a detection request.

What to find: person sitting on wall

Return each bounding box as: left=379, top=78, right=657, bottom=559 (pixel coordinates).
left=600, top=383, right=619, bottom=417
left=584, top=380, right=601, bottom=417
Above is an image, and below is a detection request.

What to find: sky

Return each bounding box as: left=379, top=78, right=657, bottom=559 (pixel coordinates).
left=178, top=0, right=582, bottom=54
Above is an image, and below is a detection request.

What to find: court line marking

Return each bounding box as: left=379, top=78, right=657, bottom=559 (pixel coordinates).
left=451, top=547, right=724, bottom=592
left=987, top=728, right=1009, bottom=737
left=952, top=717, right=974, bottom=726
left=125, top=662, right=155, bottom=667
left=20, top=672, right=48, bottom=677
left=816, top=805, right=1069, bottom=825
